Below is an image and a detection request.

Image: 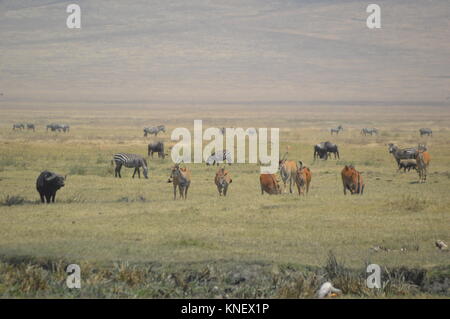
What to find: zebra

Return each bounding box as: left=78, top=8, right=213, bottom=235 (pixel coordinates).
left=12, top=123, right=25, bottom=130
left=330, top=125, right=343, bottom=135
left=60, top=124, right=70, bottom=132
left=144, top=125, right=165, bottom=137
left=419, top=128, right=432, bottom=137
left=206, top=150, right=232, bottom=165
left=112, top=153, right=149, bottom=179
left=26, top=123, right=35, bottom=131
left=361, top=128, right=378, bottom=136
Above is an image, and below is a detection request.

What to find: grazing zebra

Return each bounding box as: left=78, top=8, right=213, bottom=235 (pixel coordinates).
left=206, top=150, right=232, bottom=165
left=26, top=123, right=35, bottom=131
left=60, top=124, right=70, bottom=132
left=361, top=128, right=378, bottom=136
left=419, top=128, right=432, bottom=137
left=112, top=153, right=148, bottom=179
left=12, top=123, right=24, bottom=130
left=330, top=125, right=343, bottom=135
left=144, top=125, right=165, bottom=137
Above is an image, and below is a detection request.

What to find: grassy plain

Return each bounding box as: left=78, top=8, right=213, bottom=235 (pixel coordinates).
left=0, top=103, right=449, bottom=297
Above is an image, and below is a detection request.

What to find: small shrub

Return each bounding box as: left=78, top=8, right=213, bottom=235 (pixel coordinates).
left=1, top=195, right=26, bottom=206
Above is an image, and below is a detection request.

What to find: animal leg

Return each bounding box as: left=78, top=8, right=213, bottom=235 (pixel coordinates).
left=45, top=194, right=51, bottom=203
left=173, top=185, right=177, bottom=200
left=185, top=185, right=189, bottom=200
left=39, top=193, right=45, bottom=203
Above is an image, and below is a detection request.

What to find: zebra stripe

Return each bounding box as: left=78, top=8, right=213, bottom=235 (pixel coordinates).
left=206, top=150, right=232, bottom=165
left=113, top=153, right=148, bottom=178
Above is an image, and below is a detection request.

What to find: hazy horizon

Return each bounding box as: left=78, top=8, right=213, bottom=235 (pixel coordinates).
left=1, top=0, right=449, bottom=107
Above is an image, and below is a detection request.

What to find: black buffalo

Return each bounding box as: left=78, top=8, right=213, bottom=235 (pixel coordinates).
left=36, top=171, right=66, bottom=203
left=148, top=141, right=166, bottom=159
left=314, top=141, right=340, bottom=160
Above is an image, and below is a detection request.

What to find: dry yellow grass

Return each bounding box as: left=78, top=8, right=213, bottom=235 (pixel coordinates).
left=0, top=104, right=449, bottom=286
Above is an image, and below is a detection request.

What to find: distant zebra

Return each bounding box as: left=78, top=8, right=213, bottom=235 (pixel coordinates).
left=206, top=150, right=232, bottom=165
left=144, top=125, right=165, bottom=137
left=60, top=124, right=70, bottom=132
left=419, top=128, right=432, bottom=137
left=26, top=123, right=35, bottom=131
left=330, top=125, right=343, bottom=135
left=361, top=128, right=378, bottom=136
left=12, top=123, right=24, bottom=130
left=112, top=153, right=149, bottom=179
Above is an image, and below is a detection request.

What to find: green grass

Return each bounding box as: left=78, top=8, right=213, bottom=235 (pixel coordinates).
left=0, top=104, right=449, bottom=298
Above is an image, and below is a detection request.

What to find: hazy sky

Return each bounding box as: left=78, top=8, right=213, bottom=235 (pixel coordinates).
left=0, top=0, right=449, bottom=106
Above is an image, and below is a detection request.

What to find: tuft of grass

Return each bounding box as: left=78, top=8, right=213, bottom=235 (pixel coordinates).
left=1, top=195, right=26, bottom=206
left=68, top=165, right=87, bottom=175
left=388, top=195, right=428, bottom=212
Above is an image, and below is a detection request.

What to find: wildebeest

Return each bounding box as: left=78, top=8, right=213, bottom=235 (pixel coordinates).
left=206, top=150, right=232, bottom=165
left=144, top=125, right=165, bottom=137
left=259, top=174, right=281, bottom=195
left=214, top=167, right=232, bottom=196
left=419, top=128, right=432, bottom=137
left=330, top=125, right=343, bottom=135
left=294, top=161, right=312, bottom=195
left=361, top=128, right=378, bottom=136
left=148, top=142, right=166, bottom=159
left=398, top=159, right=417, bottom=172
left=12, top=123, right=24, bottom=130
left=112, top=153, right=149, bottom=179
left=279, top=157, right=297, bottom=193
left=168, top=164, right=191, bottom=200
left=387, top=143, right=417, bottom=165
left=341, top=165, right=364, bottom=195
left=314, top=141, right=340, bottom=160
left=26, top=123, right=35, bottom=131
left=36, top=171, right=66, bottom=203
left=46, top=123, right=69, bottom=132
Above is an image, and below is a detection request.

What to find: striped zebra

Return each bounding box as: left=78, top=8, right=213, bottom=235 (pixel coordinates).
left=112, top=153, right=149, bottom=179
left=330, top=125, right=343, bottom=135
left=206, top=150, right=232, bottom=166
left=361, top=128, right=378, bottom=136
left=144, top=125, right=166, bottom=137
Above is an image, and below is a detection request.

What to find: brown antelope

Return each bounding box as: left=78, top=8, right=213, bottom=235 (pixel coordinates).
left=415, top=151, right=428, bottom=183
left=260, top=174, right=281, bottom=195
left=278, top=149, right=297, bottom=193
left=214, top=167, right=232, bottom=196
left=167, top=164, right=191, bottom=200
left=341, top=165, right=364, bottom=195
left=295, top=161, right=312, bottom=195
